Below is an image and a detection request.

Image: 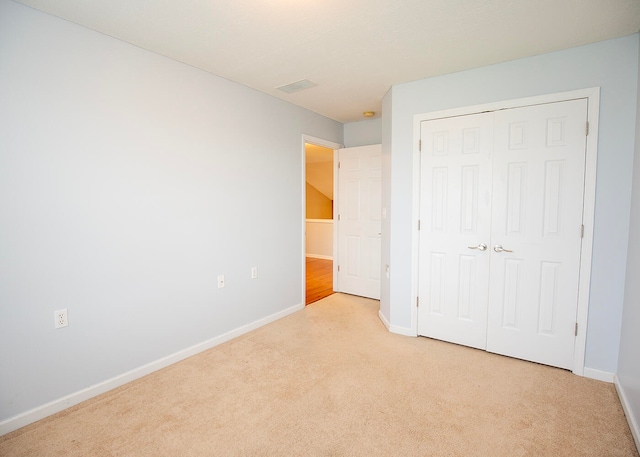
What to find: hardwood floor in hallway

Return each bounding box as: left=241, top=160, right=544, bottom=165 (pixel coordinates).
left=306, top=257, right=334, bottom=305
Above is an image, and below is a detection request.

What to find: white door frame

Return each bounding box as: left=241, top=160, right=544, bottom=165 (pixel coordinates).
left=302, top=135, right=343, bottom=304
left=410, top=87, right=600, bottom=376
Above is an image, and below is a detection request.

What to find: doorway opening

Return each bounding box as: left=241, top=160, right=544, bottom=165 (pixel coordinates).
left=305, top=142, right=336, bottom=305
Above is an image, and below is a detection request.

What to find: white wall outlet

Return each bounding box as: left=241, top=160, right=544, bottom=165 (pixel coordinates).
left=54, top=309, right=68, bottom=329
left=251, top=267, right=258, bottom=279
left=217, top=275, right=225, bottom=288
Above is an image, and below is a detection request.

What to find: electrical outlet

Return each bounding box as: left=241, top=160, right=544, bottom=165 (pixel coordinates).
left=54, top=309, right=68, bottom=329
left=217, top=275, right=225, bottom=288
left=251, top=267, right=258, bottom=279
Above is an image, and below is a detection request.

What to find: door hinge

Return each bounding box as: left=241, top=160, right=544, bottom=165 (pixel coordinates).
left=575, top=322, right=578, bottom=336
left=416, top=297, right=419, bottom=307
left=419, top=139, right=422, bottom=152
left=417, top=220, right=421, bottom=231
left=581, top=224, right=585, bottom=238
left=586, top=121, right=589, bottom=136
left=338, top=161, right=341, bottom=169
left=337, top=265, right=340, bottom=272
left=338, top=214, right=341, bottom=221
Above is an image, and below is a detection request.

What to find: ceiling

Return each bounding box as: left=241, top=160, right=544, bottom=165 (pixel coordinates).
left=14, top=0, right=640, bottom=123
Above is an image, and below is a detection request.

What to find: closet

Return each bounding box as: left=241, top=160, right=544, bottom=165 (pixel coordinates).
left=417, top=98, right=588, bottom=370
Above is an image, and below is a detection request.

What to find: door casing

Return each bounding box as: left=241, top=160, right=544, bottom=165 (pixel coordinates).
left=410, top=88, right=600, bottom=376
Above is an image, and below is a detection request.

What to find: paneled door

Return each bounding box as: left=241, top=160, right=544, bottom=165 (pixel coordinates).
left=417, top=112, right=494, bottom=349
left=336, top=144, right=382, bottom=300
left=417, top=99, right=588, bottom=369
left=486, top=99, right=588, bottom=369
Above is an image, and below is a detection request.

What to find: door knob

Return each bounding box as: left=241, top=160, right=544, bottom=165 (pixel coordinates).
left=467, top=243, right=487, bottom=251
left=493, top=244, right=513, bottom=253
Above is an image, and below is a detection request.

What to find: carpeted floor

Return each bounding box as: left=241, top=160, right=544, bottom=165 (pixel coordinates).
left=1, top=293, right=638, bottom=456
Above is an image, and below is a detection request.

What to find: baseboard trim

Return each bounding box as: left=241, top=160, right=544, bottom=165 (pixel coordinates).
left=614, top=375, right=640, bottom=453
left=389, top=325, right=417, bottom=337
left=378, top=311, right=416, bottom=337
left=0, top=302, right=304, bottom=436
left=378, top=310, right=391, bottom=330
left=583, top=367, right=615, bottom=383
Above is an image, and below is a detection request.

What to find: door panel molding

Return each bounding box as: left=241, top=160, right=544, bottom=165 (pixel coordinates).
left=411, top=88, right=600, bottom=376
left=336, top=144, right=382, bottom=299
left=417, top=112, right=493, bottom=349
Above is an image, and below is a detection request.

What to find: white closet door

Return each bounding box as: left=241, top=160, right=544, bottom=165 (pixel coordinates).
left=486, top=99, right=588, bottom=369
left=336, top=144, right=382, bottom=300
left=417, top=113, right=493, bottom=349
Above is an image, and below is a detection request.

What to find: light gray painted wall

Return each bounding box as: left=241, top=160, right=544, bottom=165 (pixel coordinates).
left=343, top=118, right=382, bottom=147
left=385, top=34, right=639, bottom=373
left=0, top=0, right=342, bottom=422
left=380, top=91, right=393, bottom=323
left=617, top=34, right=640, bottom=448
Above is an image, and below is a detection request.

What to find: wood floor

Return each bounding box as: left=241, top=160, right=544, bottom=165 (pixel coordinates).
left=306, top=257, right=334, bottom=305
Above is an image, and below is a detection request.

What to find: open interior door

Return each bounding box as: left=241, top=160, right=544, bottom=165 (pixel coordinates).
left=336, top=144, right=382, bottom=300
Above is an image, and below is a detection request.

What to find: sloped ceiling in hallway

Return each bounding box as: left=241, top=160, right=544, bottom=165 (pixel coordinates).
left=306, top=144, right=334, bottom=200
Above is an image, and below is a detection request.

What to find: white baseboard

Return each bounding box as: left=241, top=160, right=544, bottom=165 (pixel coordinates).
left=389, top=325, right=417, bottom=337
left=305, top=254, right=333, bottom=260
left=378, top=310, right=416, bottom=337
left=0, top=302, right=304, bottom=437
left=378, top=310, right=391, bottom=330
left=614, top=375, right=640, bottom=453
left=583, top=367, right=615, bottom=383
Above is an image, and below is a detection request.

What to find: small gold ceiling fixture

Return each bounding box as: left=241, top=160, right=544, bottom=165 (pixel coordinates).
left=363, top=111, right=375, bottom=118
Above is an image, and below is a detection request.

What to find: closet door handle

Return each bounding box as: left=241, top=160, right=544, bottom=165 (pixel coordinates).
left=467, top=243, right=487, bottom=251
left=493, top=244, right=513, bottom=253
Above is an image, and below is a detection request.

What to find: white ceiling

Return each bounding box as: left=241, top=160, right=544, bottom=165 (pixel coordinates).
left=14, top=0, right=640, bottom=123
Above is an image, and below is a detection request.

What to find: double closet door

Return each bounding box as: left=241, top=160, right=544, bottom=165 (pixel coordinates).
left=417, top=99, right=588, bottom=370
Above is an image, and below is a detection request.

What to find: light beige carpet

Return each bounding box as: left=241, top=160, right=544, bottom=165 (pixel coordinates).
left=1, top=293, right=638, bottom=456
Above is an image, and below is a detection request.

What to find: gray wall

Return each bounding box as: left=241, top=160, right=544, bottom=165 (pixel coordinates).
left=0, top=0, right=342, bottom=423
left=380, top=90, right=393, bottom=324
left=343, top=118, right=382, bottom=147
left=382, top=34, right=639, bottom=374
left=617, top=34, right=640, bottom=449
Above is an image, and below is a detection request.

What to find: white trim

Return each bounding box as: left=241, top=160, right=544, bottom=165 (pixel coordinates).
left=410, top=87, right=600, bottom=377
left=303, top=135, right=343, bottom=151
left=333, top=147, right=340, bottom=289
left=411, top=88, right=600, bottom=123
left=583, top=367, right=615, bottom=383
left=378, top=309, right=391, bottom=329
left=615, top=375, right=640, bottom=453
left=389, top=324, right=417, bottom=337
left=379, top=309, right=417, bottom=336
left=305, top=219, right=334, bottom=224
left=572, top=88, right=600, bottom=376
left=306, top=254, right=333, bottom=260
left=0, top=302, right=304, bottom=436
left=410, top=117, right=422, bottom=337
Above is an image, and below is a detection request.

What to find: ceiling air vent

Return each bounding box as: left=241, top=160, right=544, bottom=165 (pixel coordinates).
left=276, top=79, right=317, bottom=94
